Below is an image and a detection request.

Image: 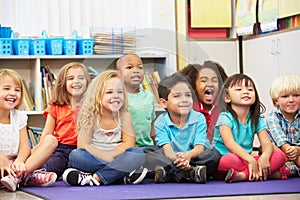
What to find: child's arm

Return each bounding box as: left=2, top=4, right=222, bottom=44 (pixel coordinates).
left=162, top=143, right=177, bottom=161
left=257, top=129, right=273, bottom=180
left=220, top=125, right=259, bottom=181
left=12, top=126, right=31, bottom=177
left=0, top=154, right=14, bottom=177
left=40, top=114, right=56, bottom=141
left=150, top=120, right=156, bottom=145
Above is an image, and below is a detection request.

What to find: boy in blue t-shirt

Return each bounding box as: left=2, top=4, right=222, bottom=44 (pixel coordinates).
left=144, top=72, right=221, bottom=183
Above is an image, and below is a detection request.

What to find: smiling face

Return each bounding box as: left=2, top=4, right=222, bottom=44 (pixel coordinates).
left=195, top=68, right=219, bottom=110
left=225, top=79, right=256, bottom=108
left=0, top=76, right=22, bottom=111
left=161, top=82, right=193, bottom=116
left=275, top=91, right=300, bottom=120
left=117, top=54, right=144, bottom=93
left=66, top=66, right=88, bottom=99
left=102, top=77, right=125, bottom=114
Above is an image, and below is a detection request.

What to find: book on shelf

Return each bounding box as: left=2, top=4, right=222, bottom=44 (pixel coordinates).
left=21, top=79, right=35, bottom=111
left=27, top=127, right=42, bottom=149
left=142, top=71, right=161, bottom=107
left=41, top=66, right=56, bottom=107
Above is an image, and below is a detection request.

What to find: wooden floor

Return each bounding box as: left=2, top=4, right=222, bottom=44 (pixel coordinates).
left=1, top=189, right=300, bottom=200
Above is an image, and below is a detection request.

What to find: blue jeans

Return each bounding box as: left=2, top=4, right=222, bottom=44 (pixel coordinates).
left=68, top=148, right=145, bottom=185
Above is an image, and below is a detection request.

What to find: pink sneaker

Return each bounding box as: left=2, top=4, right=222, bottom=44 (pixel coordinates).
left=24, top=169, right=57, bottom=187
left=1, top=175, right=22, bottom=192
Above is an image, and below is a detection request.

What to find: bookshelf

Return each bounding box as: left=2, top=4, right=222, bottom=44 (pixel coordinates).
left=0, top=54, right=169, bottom=127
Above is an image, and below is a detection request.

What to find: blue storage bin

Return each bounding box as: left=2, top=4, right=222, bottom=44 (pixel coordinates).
left=30, top=38, right=46, bottom=55
left=46, top=38, right=63, bottom=55
left=63, top=38, right=77, bottom=55
left=12, top=38, right=30, bottom=55
left=0, top=39, right=12, bottom=55
left=77, top=38, right=94, bottom=55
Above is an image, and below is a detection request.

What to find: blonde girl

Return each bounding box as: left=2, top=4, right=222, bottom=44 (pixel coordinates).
left=213, top=74, right=288, bottom=183
left=62, top=70, right=145, bottom=186
left=0, top=69, right=55, bottom=192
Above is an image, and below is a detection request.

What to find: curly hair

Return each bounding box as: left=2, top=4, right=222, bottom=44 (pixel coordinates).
left=77, top=70, right=128, bottom=140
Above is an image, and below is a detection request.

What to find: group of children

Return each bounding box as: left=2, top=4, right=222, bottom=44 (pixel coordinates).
left=0, top=53, right=299, bottom=192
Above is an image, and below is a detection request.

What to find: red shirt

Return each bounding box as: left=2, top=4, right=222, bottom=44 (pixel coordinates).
left=44, top=104, right=78, bottom=146
left=193, top=100, right=219, bottom=144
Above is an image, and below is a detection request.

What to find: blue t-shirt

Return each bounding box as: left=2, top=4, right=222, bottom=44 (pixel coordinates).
left=155, top=109, right=209, bottom=152
left=213, top=111, right=266, bottom=155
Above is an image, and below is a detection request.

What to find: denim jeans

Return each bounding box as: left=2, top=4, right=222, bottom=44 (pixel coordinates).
left=68, top=148, right=145, bottom=185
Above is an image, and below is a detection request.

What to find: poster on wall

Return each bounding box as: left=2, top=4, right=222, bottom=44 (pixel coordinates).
left=258, top=0, right=278, bottom=33
left=236, top=0, right=257, bottom=36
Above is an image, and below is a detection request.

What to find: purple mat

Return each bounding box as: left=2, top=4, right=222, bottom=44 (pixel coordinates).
left=21, top=178, right=300, bottom=200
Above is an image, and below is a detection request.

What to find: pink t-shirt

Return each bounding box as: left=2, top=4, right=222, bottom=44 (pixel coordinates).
left=44, top=104, right=78, bottom=146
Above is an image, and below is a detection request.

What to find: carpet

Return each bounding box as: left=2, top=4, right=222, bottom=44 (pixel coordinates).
left=21, top=178, right=300, bottom=200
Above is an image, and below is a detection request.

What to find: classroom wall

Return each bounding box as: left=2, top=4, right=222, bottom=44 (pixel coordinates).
left=0, top=0, right=177, bottom=72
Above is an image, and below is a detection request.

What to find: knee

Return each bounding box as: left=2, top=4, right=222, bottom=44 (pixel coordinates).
left=69, top=148, right=85, bottom=163
left=41, top=135, right=58, bottom=150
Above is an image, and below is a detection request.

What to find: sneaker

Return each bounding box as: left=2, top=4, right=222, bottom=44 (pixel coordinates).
left=285, top=161, right=300, bottom=177
left=191, top=165, right=206, bottom=183
left=62, top=168, right=100, bottom=186
left=1, top=175, right=22, bottom=192
left=124, top=166, right=148, bottom=184
left=24, top=169, right=57, bottom=187
left=154, top=166, right=168, bottom=183
left=225, top=168, right=237, bottom=183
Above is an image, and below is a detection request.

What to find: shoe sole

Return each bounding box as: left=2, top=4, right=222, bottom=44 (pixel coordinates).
left=132, top=168, right=148, bottom=184
left=62, top=168, right=78, bottom=186
left=154, top=167, right=166, bottom=183
left=1, top=177, right=16, bottom=192
left=198, top=166, right=207, bottom=183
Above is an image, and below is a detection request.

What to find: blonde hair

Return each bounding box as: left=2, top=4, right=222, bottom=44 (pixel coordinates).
left=77, top=70, right=128, bottom=138
left=270, top=74, right=300, bottom=106
left=51, top=62, right=90, bottom=105
left=0, top=69, right=24, bottom=109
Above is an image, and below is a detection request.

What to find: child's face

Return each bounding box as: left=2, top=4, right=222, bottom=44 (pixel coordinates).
left=118, top=55, right=144, bottom=92
left=66, top=67, right=88, bottom=99
left=0, top=76, right=22, bottom=110
left=275, top=92, right=300, bottom=117
left=102, top=77, right=125, bottom=114
left=225, top=79, right=256, bottom=107
left=161, top=82, right=193, bottom=116
left=195, top=68, right=219, bottom=108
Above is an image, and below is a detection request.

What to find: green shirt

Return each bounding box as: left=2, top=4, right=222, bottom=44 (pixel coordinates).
left=128, top=89, right=156, bottom=146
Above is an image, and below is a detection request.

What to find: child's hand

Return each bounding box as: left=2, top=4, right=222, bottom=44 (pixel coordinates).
left=0, top=155, right=16, bottom=178
left=285, top=146, right=299, bottom=161
left=174, top=152, right=191, bottom=169
left=248, top=158, right=259, bottom=181
left=257, top=155, right=271, bottom=181
left=11, top=159, right=26, bottom=177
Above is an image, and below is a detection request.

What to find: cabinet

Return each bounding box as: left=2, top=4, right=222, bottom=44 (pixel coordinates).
left=243, top=28, right=300, bottom=114
left=0, top=54, right=169, bottom=127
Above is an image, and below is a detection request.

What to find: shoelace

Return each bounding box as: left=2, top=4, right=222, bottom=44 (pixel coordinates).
left=78, top=173, right=98, bottom=186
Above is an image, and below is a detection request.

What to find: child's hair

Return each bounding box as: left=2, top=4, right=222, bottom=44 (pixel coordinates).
left=77, top=70, right=128, bottom=135
left=116, top=53, right=142, bottom=69
left=218, top=73, right=266, bottom=131
left=203, top=60, right=228, bottom=82
left=51, top=62, right=90, bottom=106
left=180, top=63, right=224, bottom=97
left=270, top=74, right=300, bottom=106
left=158, top=72, right=194, bottom=101
left=0, top=69, right=24, bottom=109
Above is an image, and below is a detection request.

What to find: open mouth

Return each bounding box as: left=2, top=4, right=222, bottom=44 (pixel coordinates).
left=205, top=89, right=214, bottom=95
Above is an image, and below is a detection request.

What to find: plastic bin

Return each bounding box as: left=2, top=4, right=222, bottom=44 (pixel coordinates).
left=46, top=38, right=63, bottom=55
left=77, top=38, right=94, bottom=55
left=63, top=38, right=77, bottom=55
left=30, top=38, right=46, bottom=55
left=12, top=38, right=30, bottom=55
left=0, top=39, right=12, bottom=55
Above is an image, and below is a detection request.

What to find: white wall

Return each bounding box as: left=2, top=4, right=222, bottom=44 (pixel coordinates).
left=0, top=0, right=177, bottom=71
